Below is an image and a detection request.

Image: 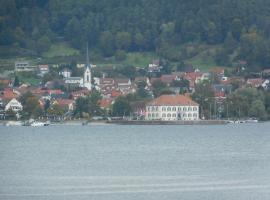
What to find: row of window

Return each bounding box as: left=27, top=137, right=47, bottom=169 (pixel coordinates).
left=148, top=106, right=198, bottom=112
left=147, top=113, right=198, bottom=118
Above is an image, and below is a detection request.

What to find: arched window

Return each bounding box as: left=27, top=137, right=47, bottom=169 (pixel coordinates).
left=173, top=113, right=176, bottom=117
left=167, top=107, right=171, bottom=111
left=173, top=107, right=176, bottom=111
left=193, top=107, right=197, bottom=111
left=162, top=107, right=166, bottom=111
left=162, top=113, right=166, bottom=117
left=151, top=107, right=155, bottom=111
left=188, top=113, right=192, bottom=117
left=178, top=107, right=181, bottom=111
left=183, top=107, right=187, bottom=111
left=148, top=114, right=151, bottom=118
left=193, top=113, right=197, bottom=117
left=188, top=107, right=192, bottom=111
left=152, top=113, right=155, bottom=118
left=167, top=113, right=171, bottom=118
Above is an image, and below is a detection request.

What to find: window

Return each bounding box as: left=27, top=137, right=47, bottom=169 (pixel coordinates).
left=155, top=107, right=158, bottom=111
left=156, top=113, right=159, bottom=117
left=167, top=113, right=171, bottom=118
left=193, top=107, right=197, bottom=111
left=193, top=113, right=197, bottom=117
left=148, top=114, right=151, bottom=118
left=178, top=107, right=181, bottom=111
left=147, top=107, right=150, bottom=111
left=183, top=107, right=187, bottom=111
left=173, top=113, right=176, bottom=117
left=188, top=113, right=192, bottom=117
left=167, top=107, right=171, bottom=111
left=151, top=107, right=155, bottom=111
left=183, top=114, right=187, bottom=117
left=162, top=113, right=166, bottom=117
left=173, top=107, right=176, bottom=111
left=162, top=107, right=166, bottom=111
left=188, top=107, right=192, bottom=111
left=152, top=113, right=155, bottom=118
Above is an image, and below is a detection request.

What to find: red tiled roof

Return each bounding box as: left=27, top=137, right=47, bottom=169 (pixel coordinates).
left=160, top=75, right=176, bottom=84
left=47, top=89, right=63, bottom=95
left=246, top=78, right=263, bottom=87
left=147, top=95, right=199, bottom=106
left=99, top=98, right=113, bottom=108
left=1, top=89, right=17, bottom=100
left=55, top=99, right=74, bottom=106
left=111, top=90, right=122, bottom=98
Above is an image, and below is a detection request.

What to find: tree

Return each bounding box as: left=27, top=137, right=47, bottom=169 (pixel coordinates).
left=13, top=75, right=20, bottom=87
left=191, top=81, right=215, bottom=119
left=74, top=97, right=90, bottom=118
left=115, top=31, right=131, bottom=50
left=112, top=97, right=132, bottom=117
left=118, top=65, right=136, bottom=80
left=37, top=35, right=51, bottom=54
left=115, top=50, right=127, bottom=61
left=47, top=104, right=65, bottom=116
left=249, top=100, right=267, bottom=120
left=99, top=31, right=115, bottom=57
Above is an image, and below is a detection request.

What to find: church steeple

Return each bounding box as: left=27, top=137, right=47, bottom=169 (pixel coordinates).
left=86, top=42, right=90, bottom=68
left=84, top=42, right=92, bottom=90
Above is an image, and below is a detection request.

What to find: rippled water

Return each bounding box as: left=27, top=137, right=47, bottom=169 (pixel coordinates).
left=0, top=123, right=270, bottom=200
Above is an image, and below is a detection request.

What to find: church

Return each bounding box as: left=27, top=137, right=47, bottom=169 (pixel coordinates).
left=64, top=45, right=92, bottom=91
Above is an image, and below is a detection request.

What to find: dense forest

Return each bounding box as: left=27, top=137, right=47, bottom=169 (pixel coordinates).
left=1, top=0, right=270, bottom=70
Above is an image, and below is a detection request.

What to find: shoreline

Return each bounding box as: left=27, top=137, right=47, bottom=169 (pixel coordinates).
left=1, top=119, right=265, bottom=126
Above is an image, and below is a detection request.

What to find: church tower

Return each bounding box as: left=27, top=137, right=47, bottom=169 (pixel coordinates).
left=84, top=44, right=92, bottom=91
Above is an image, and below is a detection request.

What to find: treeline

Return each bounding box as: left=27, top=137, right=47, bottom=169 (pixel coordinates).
left=1, top=0, right=270, bottom=69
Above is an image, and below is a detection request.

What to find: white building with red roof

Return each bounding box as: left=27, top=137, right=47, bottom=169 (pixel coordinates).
left=145, top=94, right=199, bottom=121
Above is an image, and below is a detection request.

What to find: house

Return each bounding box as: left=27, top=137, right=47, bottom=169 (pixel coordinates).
left=145, top=94, right=199, bottom=121
left=160, top=75, right=179, bottom=86
left=5, top=98, right=23, bottom=112
left=0, top=88, right=18, bottom=101
left=15, top=61, right=36, bottom=72
left=262, top=69, right=270, bottom=77
left=59, top=68, right=72, bottom=78
left=262, top=79, right=270, bottom=90
left=64, top=77, right=84, bottom=87
left=0, top=79, right=12, bottom=87
left=246, top=78, right=264, bottom=88
left=148, top=59, right=162, bottom=73
left=212, top=84, right=232, bottom=94
left=53, top=99, right=75, bottom=111
left=38, top=65, right=49, bottom=76
left=211, top=67, right=225, bottom=80
left=115, top=79, right=135, bottom=94
left=71, top=89, right=90, bottom=100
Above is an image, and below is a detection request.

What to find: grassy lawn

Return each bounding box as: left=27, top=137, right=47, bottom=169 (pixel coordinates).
left=43, top=43, right=79, bottom=58
left=122, top=52, right=157, bottom=67
left=185, top=45, right=220, bottom=71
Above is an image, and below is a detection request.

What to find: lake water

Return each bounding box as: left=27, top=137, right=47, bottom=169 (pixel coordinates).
left=0, top=123, right=270, bottom=200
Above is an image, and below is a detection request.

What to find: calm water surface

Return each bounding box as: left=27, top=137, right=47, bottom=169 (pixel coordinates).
left=0, top=123, right=270, bottom=200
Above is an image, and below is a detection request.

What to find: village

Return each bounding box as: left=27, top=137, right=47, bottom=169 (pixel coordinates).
left=0, top=50, right=270, bottom=125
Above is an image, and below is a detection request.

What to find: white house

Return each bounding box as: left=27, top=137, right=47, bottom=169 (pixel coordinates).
left=60, top=68, right=72, bottom=78
left=5, top=98, right=23, bottom=112
left=145, top=95, right=199, bottom=121
left=64, top=77, right=84, bottom=87
left=38, top=65, right=49, bottom=76
left=15, top=61, right=36, bottom=72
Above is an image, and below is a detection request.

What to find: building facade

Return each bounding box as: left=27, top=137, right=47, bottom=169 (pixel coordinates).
left=145, top=95, right=199, bottom=121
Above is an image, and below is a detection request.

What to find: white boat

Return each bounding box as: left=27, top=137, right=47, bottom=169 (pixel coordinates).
left=245, top=119, right=258, bottom=123
left=31, top=121, right=50, bottom=127
left=6, top=121, right=23, bottom=126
